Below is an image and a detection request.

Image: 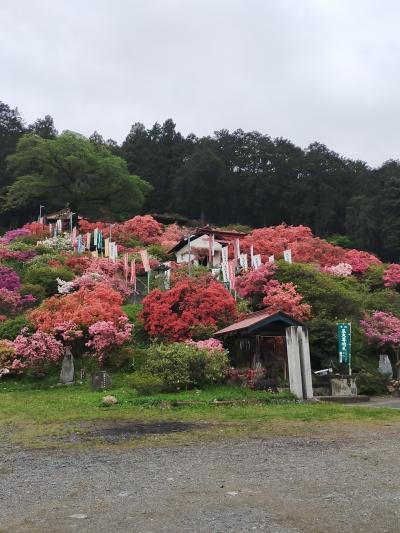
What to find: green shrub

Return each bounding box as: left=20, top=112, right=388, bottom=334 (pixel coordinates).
left=0, top=315, right=33, bottom=340
left=361, top=265, right=385, bottom=292
left=356, top=370, right=389, bottom=396
left=20, top=283, right=46, bottom=302
left=146, top=244, right=172, bottom=262
left=122, top=303, right=143, bottom=324
left=23, top=265, right=74, bottom=296
left=127, top=371, right=164, bottom=395
left=142, top=342, right=229, bottom=391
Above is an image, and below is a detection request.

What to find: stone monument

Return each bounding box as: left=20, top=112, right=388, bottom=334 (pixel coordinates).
left=59, top=346, right=74, bottom=384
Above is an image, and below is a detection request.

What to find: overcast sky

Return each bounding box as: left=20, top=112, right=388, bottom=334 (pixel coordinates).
left=1, top=0, right=399, bottom=167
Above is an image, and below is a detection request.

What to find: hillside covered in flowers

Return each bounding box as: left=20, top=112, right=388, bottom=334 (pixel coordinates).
left=0, top=215, right=399, bottom=386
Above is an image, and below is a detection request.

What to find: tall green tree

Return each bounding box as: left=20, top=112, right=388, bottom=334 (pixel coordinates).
left=2, top=132, right=151, bottom=222
left=0, top=102, right=25, bottom=187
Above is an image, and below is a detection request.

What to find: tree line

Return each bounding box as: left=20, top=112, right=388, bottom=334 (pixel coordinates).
left=1, top=100, right=400, bottom=261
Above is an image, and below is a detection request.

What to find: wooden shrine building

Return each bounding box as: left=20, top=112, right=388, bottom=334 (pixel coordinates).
left=215, top=310, right=313, bottom=399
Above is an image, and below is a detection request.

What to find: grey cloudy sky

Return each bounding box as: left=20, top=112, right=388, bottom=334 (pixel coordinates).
left=1, top=0, right=399, bottom=166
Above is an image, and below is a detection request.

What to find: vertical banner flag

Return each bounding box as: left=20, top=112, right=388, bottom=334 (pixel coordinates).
left=221, top=262, right=229, bottom=283
left=123, top=253, right=129, bottom=281
left=250, top=244, right=254, bottom=266
left=49, top=223, right=53, bottom=236
left=239, top=253, right=248, bottom=270
left=130, top=260, right=136, bottom=290
left=233, top=238, right=240, bottom=266
left=104, top=238, right=110, bottom=258
left=86, top=233, right=91, bottom=250
left=228, top=260, right=236, bottom=290
left=283, top=249, right=292, bottom=263
left=252, top=254, right=262, bottom=269
left=208, top=234, right=215, bottom=267
left=221, top=245, right=229, bottom=264
left=337, top=323, right=351, bottom=365
left=94, top=229, right=98, bottom=249
left=164, top=262, right=171, bottom=290
left=268, top=255, right=275, bottom=263
left=140, top=249, right=151, bottom=273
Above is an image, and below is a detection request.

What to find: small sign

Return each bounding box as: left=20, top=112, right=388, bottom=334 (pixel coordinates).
left=221, top=246, right=229, bottom=264
left=252, top=254, right=262, bottom=269
left=221, top=262, right=229, bottom=283
left=337, top=323, right=351, bottom=365
left=268, top=255, right=275, bottom=263
left=239, top=253, right=248, bottom=269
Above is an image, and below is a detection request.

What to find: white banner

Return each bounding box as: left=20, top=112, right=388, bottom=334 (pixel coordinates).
left=283, top=249, right=292, bottom=263
left=252, top=254, right=262, bottom=269
left=221, top=262, right=229, bottom=283
left=239, top=253, right=248, bottom=270
left=268, top=255, right=275, bottom=263
left=221, top=245, right=229, bottom=264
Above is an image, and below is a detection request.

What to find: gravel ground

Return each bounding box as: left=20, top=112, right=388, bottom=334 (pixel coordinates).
left=1, top=423, right=400, bottom=532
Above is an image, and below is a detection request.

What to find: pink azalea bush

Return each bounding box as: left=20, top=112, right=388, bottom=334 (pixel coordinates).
left=12, top=328, right=64, bottom=371
left=383, top=264, right=400, bottom=289
left=325, top=263, right=353, bottom=277
left=185, top=338, right=225, bottom=352
left=360, top=311, right=400, bottom=348
left=0, top=288, right=35, bottom=316
left=262, top=280, right=312, bottom=322
left=86, top=316, right=132, bottom=361
left=236, top=263, right=277, bottom=308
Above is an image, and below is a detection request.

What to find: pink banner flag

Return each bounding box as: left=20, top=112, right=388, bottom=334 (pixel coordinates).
left=123, top=253, right=129, bottom=281
left=140, top=249, right=151, bottom=272
left=228, top=260, right=236, bottom=290
left=130, top=260, right=136, bottom=290
left=233, top=238, right=240, bottom=267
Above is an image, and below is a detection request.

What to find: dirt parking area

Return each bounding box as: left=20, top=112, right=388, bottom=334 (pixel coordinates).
left=1, top=422, right=400, bottom=532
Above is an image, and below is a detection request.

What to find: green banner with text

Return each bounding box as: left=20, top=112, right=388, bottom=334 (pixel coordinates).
left=337, top=323, right=351, bottom=365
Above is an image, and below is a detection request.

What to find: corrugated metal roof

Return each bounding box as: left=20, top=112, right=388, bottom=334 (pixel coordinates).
left=215, top=310, right=302, bottom=336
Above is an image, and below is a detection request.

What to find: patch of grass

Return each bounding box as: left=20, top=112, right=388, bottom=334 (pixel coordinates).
left=1, top=376, right=400, bottom=449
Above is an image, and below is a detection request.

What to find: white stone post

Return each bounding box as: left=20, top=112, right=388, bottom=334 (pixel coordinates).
left=297, top=326, right=314, bottom=399
left=285, top=326, right=304, bottom=399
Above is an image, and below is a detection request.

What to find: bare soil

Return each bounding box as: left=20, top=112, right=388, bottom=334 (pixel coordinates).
left=1, top=422, right=400, bottom=532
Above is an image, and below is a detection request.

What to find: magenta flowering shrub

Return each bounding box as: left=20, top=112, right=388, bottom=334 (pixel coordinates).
left=86, top=316, right=132, bottom=361
left=185, top=338, right=225, bottom=352
left=360, top=311, right=400, bottom=348
left=12, top=328, right=64, bottom=371
left=0, top=266, right=21, bottom=291
left=236, top=263, right=277, bottom=308
left=0, top=228, right=31, bottom=244
left=0, top=288, right=35, bottom=316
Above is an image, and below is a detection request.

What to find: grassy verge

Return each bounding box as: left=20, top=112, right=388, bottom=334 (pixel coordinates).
left=1, top=377, right=400, bottom=449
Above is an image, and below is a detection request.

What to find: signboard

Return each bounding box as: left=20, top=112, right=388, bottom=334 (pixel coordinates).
left=252, top=254, right=262, bottom=269
left=268, top=255, right=275, bottom=263
left=337, top=323, right=351, bottom=365
left=228, top=260, right=236, bottom=290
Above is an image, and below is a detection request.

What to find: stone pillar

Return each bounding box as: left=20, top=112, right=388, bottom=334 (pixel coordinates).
left=285, top=326, right=304, bottom=399
left=297, top=326, right=313, bottom=399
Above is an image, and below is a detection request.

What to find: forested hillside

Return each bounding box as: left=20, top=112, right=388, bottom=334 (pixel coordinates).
left=2, top=101, right=400, bottom=261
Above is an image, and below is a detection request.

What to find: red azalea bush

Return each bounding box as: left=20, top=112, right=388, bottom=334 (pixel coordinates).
left=63, top=254, right=92, bottom=274
left=30, top=283, right=126, bottom=333
left=78, top=219, right=109, bottom=233
left=160, top=223, right=186, bottom=248
left=262, top=280, right=311, bottom=321
left=236, top=263, right=277, bottom=308
left=116, top=215, right=163, bottom=245
left=140, top=278, right=238, bottom=341
left=383, top=264, right=400, bottom=289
